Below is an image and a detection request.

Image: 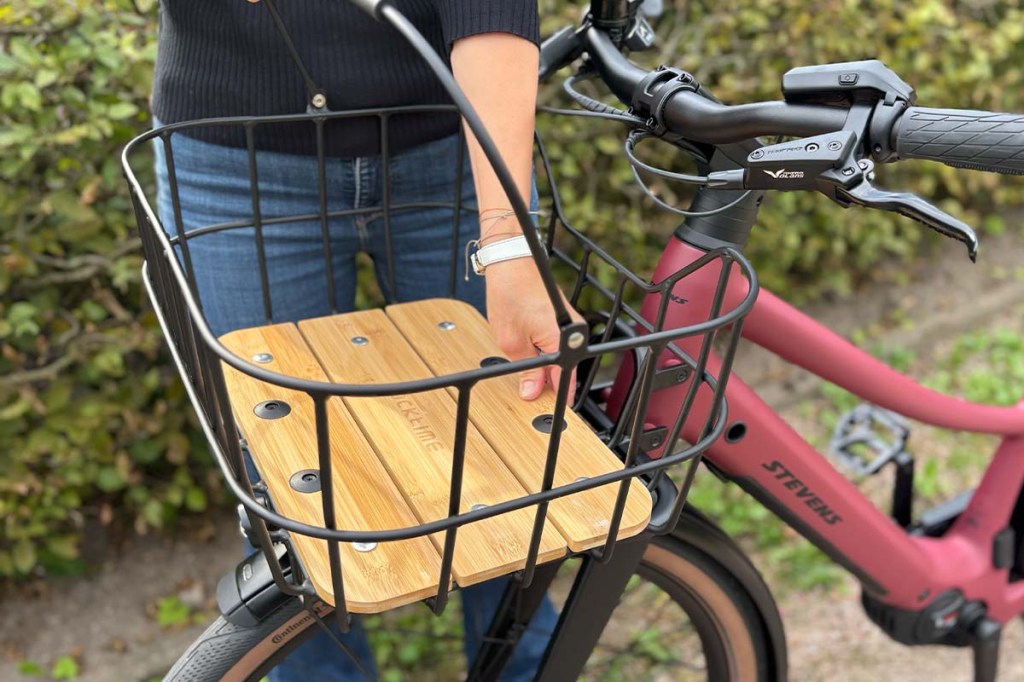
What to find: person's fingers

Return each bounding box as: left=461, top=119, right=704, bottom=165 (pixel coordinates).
left=518, top=366, right=547, bottom=401
left=495, top=328, right=546, bottom=401
left=532, top=334, right=571, bottom=403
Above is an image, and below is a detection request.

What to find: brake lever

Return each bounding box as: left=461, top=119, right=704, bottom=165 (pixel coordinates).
left=706, top=134, right=980, bottom=262
left=834, top=175, right=979, bottom=262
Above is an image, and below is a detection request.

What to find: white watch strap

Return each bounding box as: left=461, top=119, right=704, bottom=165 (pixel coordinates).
left=470, top=236, right=535, bottom=275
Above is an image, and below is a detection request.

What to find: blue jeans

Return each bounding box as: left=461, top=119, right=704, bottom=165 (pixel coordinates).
left=154, top=128, right=557, bottom=680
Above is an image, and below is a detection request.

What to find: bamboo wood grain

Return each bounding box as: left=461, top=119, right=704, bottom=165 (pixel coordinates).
left=386, top=299, right=653, bottom=551
left=219, top=323, right=443, bottom=612
left=298, top=311, right=567, bottom=586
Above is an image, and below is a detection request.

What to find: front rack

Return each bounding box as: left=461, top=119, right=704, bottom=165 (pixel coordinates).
left=121, top=4, right=758, bottom=636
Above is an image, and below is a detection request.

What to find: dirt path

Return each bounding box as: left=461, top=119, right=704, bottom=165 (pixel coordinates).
left=3, top=231, right=1023, bottom=681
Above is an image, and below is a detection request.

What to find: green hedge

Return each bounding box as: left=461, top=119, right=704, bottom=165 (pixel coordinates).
left=0, top=0, right=214, bottom=578
left=2, top=0, right=1023, bottom=578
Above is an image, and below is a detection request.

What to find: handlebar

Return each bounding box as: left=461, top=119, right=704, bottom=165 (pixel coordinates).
left=538, top=14, right=1022, bottom=260
left=581, top=28, right=848, bottom=144
left=569, top=28, right=1024, bottom=180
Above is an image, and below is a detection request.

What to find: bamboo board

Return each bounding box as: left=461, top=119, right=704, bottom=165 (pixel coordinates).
left=219, top=299, right=654, bottom=613
left=386, top=299, right=652, bottom=551
left=298, top=311, right=567, bottom=587
left=219, top=323, right=443, bottom=611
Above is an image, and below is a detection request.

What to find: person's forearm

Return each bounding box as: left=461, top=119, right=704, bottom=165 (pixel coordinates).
left=450, top=33, right=539, bottom=235
left=450, top=32, right=580, bottom=401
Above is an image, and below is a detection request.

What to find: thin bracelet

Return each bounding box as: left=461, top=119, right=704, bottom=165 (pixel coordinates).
left=480, top=219, right=522, bottom=239
left=479, top=216, right=537, bottom=243
left=479, top=210, right=540, bottom=229
left=479, top=211, right=517, bottom=227
left=478, top=229, right=523, bottom=246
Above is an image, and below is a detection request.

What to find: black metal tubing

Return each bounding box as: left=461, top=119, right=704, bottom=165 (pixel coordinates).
left=589, top=0, right=635, bottom=28
left=314, top=120, right=338, bottom=313
left=581, top=28, right=849, bottom=142
left=380, top=112, right=398, bottom=299
left=466, top=561, right=563, bottom=682
left=596, top=342, right=661, bottom=563
left=202, top=388, right=728, bottom=545
left=174, top=202, right=476, bottom=242
left=447, top=128, right=467, bottom=297
left=432, top=385, right=473, bottom=614
left=313, top=394, right=351, bottom=632
left=534, top=536, right=650, bottom=682
left=244, top=125, right=274, bottom=323
left=127, top=112, right=755, bottom=558
left=140, top=256, right=311, bottom=600
left=521, top=362, right=574, bottom=588
left=125, top=190, right=753, bottom=400
left=158, top=133, right=198, bottom=300
left=139, top=243, right=738, bottom=549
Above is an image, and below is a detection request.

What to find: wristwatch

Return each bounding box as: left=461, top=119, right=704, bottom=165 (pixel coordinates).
left=470, top=235, right=537, bottom=275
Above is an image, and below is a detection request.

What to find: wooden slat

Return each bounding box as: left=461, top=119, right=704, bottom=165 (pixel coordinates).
left=298, top=311, right=567, bottom=587
left=219, top=323, right=443, bottom=612
left=386, top=299, right=652, bottom=551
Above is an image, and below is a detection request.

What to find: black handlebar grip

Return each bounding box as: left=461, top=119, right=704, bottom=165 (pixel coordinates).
left=895, top=107, right=1024, bottom=175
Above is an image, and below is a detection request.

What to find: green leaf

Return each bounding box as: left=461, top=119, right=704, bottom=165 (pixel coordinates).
left=46, top=535, right=79, bottom=561
left=96, top=467, right=125, bottom=492
left=0, top=125, right=36, bottom=149
left=34, top=69, right=59, bottom=89
left=80, top=299, right=108, bottom=322
left=129, top=438, right=162, bottom=464
left=156, top=596, right=191, bottom=628
left=142, top=499, right=166, bottom=528
left=184, top=487, right=207, bottom=512
left=107, top=102, right=139, bottom=120
left=16, top=660, right=44, bottom=676
left=12, top=540, right=36, bottom=574
left=50, top=656, right=79, bottom=681
left=396, top=641, right=422, bottom=665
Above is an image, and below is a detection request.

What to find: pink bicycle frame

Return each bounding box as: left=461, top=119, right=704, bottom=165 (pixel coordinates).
left=611, top=238, right=1024, bottom=622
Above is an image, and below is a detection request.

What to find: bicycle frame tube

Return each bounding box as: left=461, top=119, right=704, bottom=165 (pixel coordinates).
left=613, top=237, right=1024, bottom=620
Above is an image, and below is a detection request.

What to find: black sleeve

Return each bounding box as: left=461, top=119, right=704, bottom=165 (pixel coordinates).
left=436, top=0, right=540, bottom=48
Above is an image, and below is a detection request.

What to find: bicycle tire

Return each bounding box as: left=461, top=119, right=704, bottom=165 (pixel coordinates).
left=164, top=534, right=775, bottom=682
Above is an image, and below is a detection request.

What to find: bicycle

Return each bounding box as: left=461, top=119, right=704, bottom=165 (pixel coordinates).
left=120, top=1, right=1024, bottom=681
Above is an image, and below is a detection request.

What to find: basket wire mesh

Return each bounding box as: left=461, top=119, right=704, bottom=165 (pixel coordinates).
left=121, top=1, right=758, bottom=634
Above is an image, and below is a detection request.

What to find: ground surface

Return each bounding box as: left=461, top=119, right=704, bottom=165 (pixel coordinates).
left=3, top=231, right=1024, bottom=681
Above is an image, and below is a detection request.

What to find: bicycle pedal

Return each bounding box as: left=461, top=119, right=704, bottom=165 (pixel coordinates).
left=829, top=403, right=910, bottom=476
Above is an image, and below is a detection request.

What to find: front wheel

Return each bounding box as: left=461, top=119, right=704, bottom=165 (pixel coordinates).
left=165, top=532, right=780, bottom=681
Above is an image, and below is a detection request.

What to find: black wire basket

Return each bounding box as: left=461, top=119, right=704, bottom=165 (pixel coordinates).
left=120, top=3, right=758, bottom=632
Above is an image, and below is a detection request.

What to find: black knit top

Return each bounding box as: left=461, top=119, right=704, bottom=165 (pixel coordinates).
left=152, top=1, right=539, bottom=157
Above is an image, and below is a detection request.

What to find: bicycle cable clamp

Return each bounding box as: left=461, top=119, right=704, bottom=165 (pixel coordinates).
left=632, top=66, right=700, bottom=141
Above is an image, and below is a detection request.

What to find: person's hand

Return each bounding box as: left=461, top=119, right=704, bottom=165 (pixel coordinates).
left=485, top=258, right=585, bottom=402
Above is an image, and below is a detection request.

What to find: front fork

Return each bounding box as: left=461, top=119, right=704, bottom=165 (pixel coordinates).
left=464, top=536, right=649, bottom=682
left=467, top=472, right=680, bottom=682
